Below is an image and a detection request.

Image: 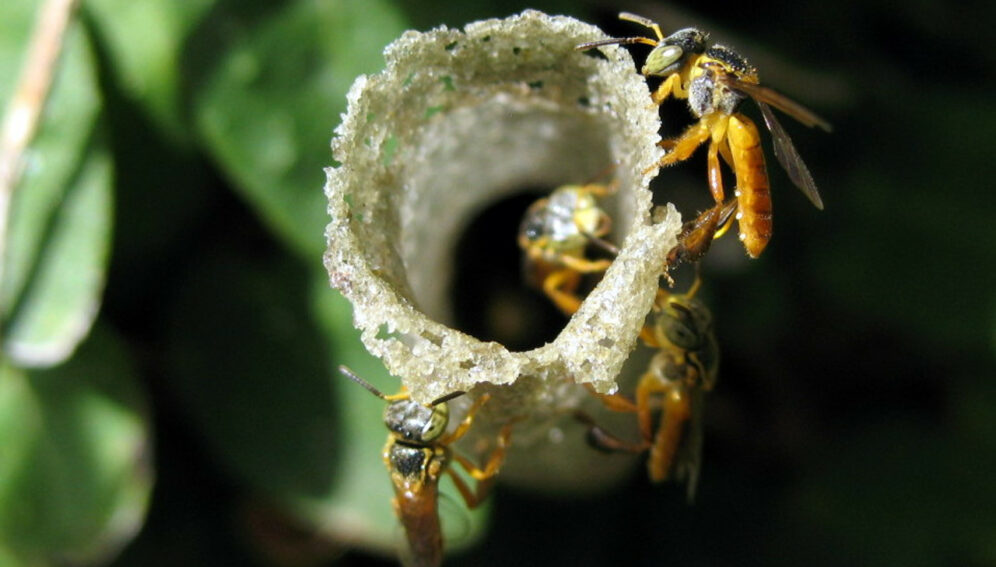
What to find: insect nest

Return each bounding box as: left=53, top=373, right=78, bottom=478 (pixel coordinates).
left=324, top=11, right=680, bottom=432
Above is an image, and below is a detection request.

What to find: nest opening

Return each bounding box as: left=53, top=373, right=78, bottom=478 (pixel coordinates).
left=325, top=11, right=680, bottom=406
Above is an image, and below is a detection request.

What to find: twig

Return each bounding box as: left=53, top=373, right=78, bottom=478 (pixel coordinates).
left=0, top=0, right=79, bottom=303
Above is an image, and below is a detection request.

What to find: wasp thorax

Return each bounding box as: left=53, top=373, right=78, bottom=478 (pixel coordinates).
left=687, top=69, right=747, bottom=117
left=704, top=44, right=756, bottom=79
left=547, top=187, right=604, bottom=242
left=385, top=399, right=450, bottom=444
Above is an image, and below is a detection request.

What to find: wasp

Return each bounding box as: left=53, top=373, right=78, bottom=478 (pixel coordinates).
left=577, top=278, right=719, bottom=499
left=339, top=366, right=513, bottom=567
left=517, top=182, right=618, bottom=315
left=577, top=13, right=831, bottom=258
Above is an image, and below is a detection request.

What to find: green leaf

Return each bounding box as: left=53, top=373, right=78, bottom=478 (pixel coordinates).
left=0, top=7, right=113, bottom=368
left=0, top=325, right=152, bottom=565
left=83, top=0, right=215, bottom=144
left=188, top=0, right=409, bottom=259
left=2, top=139, right=112, bottom=368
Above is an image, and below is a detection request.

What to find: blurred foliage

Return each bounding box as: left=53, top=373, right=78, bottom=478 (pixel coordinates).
left=0, top=326, right=150, bottom=565
left=0, top=0, right=993, bottom=566
left=0, top=3, right=112, bottom=368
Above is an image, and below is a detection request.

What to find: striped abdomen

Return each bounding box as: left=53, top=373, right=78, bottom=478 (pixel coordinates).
left=726, top=113, right=772, bottom=258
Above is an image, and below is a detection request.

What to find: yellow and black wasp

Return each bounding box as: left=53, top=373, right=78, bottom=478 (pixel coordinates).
left=578, top=13, right=831, bottom=258
left=577, top=277, right=719, bottom=499
left=517, top=182, right=617, bottom=315
left=340, top=366, right=512, bottom=567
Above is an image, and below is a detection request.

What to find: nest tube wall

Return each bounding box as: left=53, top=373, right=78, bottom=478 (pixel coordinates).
left=325, top=11, right=681, bottom=490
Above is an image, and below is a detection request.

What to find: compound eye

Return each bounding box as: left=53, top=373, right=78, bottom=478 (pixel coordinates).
left=642, top=44, right=684, bottom=76
left=420, top=405, right=449, bottom=441
left=664, top=321, right=698, bottom=349
left=660, top=301, right=701, bottom=349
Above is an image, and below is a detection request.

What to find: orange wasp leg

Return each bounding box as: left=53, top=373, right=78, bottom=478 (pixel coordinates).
left=572, top=409, right=650, bottom=454
left=583, top=383, right=639, bottom=413
left=641, top=379, right=693, bottom=482
left=640, top=323, right=661, bottom=347
left=445, top=424, right=514, bottom=509
left=542, top=268, right=584, bottom=316
left=649, top=120, right=711, bottom=174
left=634, top=372, right=660, bottom=442
left=706, top=117, right=731, bottom=203
left=558, top=255, right=613, bottom=274
left=579, top=179, right=619, bottom=198
left=651, top=73, right=687, bottom=105
left=438, top=394, right=491, bottom=446
left=541, top=254, right=612, bottom=316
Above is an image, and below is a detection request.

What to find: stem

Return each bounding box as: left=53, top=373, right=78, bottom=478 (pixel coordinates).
left=0, top=0, right=79, bottom=301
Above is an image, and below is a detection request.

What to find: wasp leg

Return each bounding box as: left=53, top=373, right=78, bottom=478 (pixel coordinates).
left=558, top=255, right=613, bottom=274
left=436, top=394, right=491, bottom=447
left=542, top=269, right=584, bottom=316
left=706, top=117, right=731, bottom=203
left=640, top=301, right=665, bottom=346
left=644, top=381, right=692, bottom=482
left=711, top=205, right=736, bottom=241
left=718, top=136, right=735, bottom=168
left=634, top=372, right=660, bottom=442
left=583, top=232, right=620, bottom=256
left=581, top=179, right=619, bottom=198
left=446, top=424, right=514, bottom=508
left=583, top=383, right=639, bottom=413
left=639, top=324, right=661, bottom=346
left=651, top=73, right=686, bottom=105
left=653, top=287, right=672, bottom=310
left=649, top=120, right=711, bottom=174
left=572, top=410, right=649, bottom=454
left=542, top=255, right=612, bottom=316
left=445, top=467, right=494, bottom=510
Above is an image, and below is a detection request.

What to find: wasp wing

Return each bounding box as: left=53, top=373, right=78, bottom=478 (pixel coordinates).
left=725, top=79, right=832, bottom=132
left=717, top=76, right=826, bottom=208
left=756, top=101, right=824, bottom=209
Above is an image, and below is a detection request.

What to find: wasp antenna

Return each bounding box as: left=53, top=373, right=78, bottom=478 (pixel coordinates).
left=575, top=37, right=626, bottom=50
left=584, top=162, right=619, bottom=185
left=686, top=269, right=703, bottom=299
left=583, top=231, right=620, bottom=256
left=339, top=365, right=388, bottom=400
left=576, top=36, right=659, bottom=51
left=430, top=390, right=466, bottom=407
left=618, top=12, right=664, bottom=40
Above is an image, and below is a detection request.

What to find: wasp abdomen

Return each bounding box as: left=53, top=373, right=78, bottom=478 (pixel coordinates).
left=727, top=114, right=772, bottom=258
left=395, top=480, right=443, bottom=567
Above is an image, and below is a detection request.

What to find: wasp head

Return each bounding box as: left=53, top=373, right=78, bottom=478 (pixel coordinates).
left=384, top=399, right=450, bottom=444
left=656, top=296, right=713, bottom=351
left=642, top=28, right=707, bottom=77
